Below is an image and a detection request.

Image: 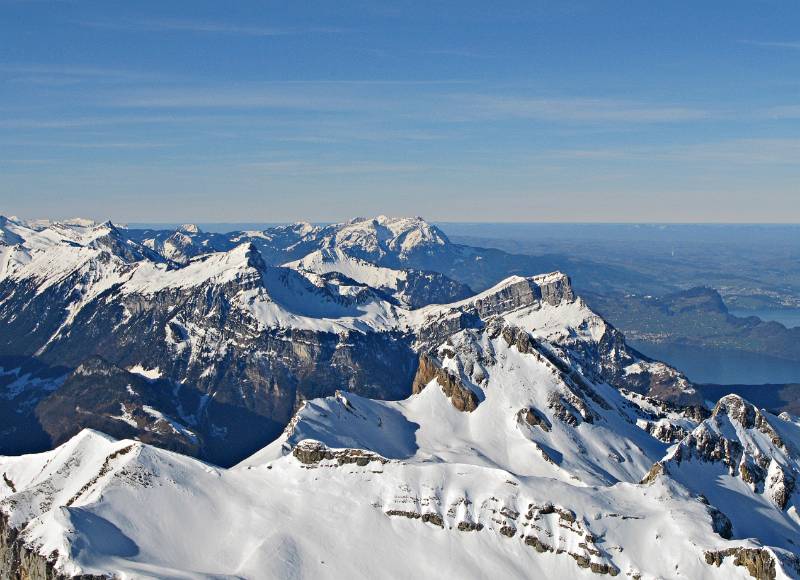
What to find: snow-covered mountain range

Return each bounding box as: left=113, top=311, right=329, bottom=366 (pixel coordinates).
left=0, top=215, right=797, bottom=579
left=0, top=215, right=693, bottom=464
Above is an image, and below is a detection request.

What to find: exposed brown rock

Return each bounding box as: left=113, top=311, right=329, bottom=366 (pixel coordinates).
left=640, top=462, right=666, bottom=485
left=705, top=547, right=778, bottom=580
left=457, top=521, right=483, bottom=532
left=714, top=395, right=785, bottom=450
left=589, top=561, right=620, bottom=576
left=2, top=473, right=15, bottom=493
left=412, top=353, right=479, bottom=412
left=547, top=392, right=580, bottom=426
left=0, top=511, right=108, bottom=580
left=524, top=535, right=553, bottom=552
left=706, top=505, right=733, bottom=539
left=767, top=464, right=795, bottom=510
left=534, top=443, right=558, bottom=465
left=642, top=421, right=689, bottom=444
left=292, top=440, right=388, bottom=467
left=519, top=407, right=552, bottom=432
left=385, top=510, right=444, bottom=528
left=499, top=525, right=517, bottom=537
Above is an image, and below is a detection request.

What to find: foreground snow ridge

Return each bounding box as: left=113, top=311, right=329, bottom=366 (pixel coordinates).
left=2, top=387, right=800, bottom=578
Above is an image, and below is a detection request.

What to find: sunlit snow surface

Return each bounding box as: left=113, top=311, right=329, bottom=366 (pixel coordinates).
left=3, top=386, right=798, bottom=579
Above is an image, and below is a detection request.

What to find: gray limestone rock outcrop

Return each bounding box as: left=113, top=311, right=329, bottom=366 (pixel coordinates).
left=704, top=547, right=784, bottom=580
left=292, top=440, right=389, bottom=467
left=0, top=512, right=108, bottom=580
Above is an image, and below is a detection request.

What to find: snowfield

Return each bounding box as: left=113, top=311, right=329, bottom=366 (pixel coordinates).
left=2, top=381, right=799, bottom=578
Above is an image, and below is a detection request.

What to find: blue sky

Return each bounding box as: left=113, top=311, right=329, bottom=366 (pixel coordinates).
left=1, top=0, right=799, bottom=222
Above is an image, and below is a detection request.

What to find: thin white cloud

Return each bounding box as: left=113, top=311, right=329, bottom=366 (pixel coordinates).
left=55, top=141, right=174, bottom=149
left=0, top=64, right=160, bottom=86
left=97, top=83, right=713, bottom=127
left=0, top=136, right=175, bottom=149
left=422, top=48, right=486, bottom=58
left=102, top=81, right=470, bottom=111
left=547, top=139, right=800, bottom=165
left=451, top=95, right=711, bottom=123
left=238, top=159, right=428, bottom=175
left=0, top=64, right=151, bottom=78
left=80, top=18, right=345, bottom=36
left=110, top=88, right=373, bottom=111
left=0, top=115, right=197, bottom=129
left=743, top=40, right=800, bottom=50
left=760, top=104, right=800, bottom=119
left=0, top=158, right=57, bottom=165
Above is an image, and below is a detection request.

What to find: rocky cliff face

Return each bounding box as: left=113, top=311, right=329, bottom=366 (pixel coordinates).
left=1, top=512, right=107, bottom=580
left=411, top=353, right=479, bottom=412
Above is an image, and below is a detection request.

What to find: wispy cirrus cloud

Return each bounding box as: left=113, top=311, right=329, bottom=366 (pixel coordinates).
left=0, top=115, right=198, bottom=129
left=237, top=159, right=428, bottom=175
left=0, top=63, right=160, bottom=86
left=760, top=104, right=800, bottom=119
left=742, top=40, right=800, bottom=50
left=448, top=95, right=712, bottom=123
left=98, top=81, right=713, bottom=126
left=79, top=18, right=345, bottom=36
left=45, top=141, right=174, bottom=149
left=102, top=80, right=472, bottom=111
left=547, top=138, right=800, bottom=165
left=109, top=87, right=379, bottom=111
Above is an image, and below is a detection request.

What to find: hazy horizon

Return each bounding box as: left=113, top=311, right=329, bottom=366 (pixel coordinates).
left=5, top=215, right=800, bottom=229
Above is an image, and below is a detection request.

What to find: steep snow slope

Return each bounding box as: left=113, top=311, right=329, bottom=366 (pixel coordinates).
left=1, top=384, right=798, bottom=579
left=287, top=247, right=412, bottom=289
left=644, top=394, right=800, bottom=553
left=0, top=218, right=457, bottom=341
left=285, top=247, right=473, bottom=308
left=0, top=218, right=163, bottom=356
left=245, top=339, right=666, bottom=487
left=0, top=216, right=162, bottom=297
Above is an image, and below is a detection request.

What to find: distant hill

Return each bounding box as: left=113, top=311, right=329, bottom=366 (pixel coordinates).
left=587, top=287, right=800, bottom=362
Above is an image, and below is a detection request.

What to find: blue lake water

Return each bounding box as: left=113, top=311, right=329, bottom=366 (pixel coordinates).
left=629, top=341, right=800, bottom=385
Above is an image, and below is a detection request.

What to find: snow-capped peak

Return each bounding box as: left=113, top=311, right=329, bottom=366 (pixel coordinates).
left=123, top=242, right=265, bottom=294
left=322, top=215, right=450, bottom=263
left=178, top=223, right=201, bottom=234
left=62, top=217, right=99, bottom=228
left=291, top=221, right=316, bottom=236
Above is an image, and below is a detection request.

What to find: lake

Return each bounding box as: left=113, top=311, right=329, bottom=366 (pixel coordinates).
left=629, top=341, right=800, bottom=385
